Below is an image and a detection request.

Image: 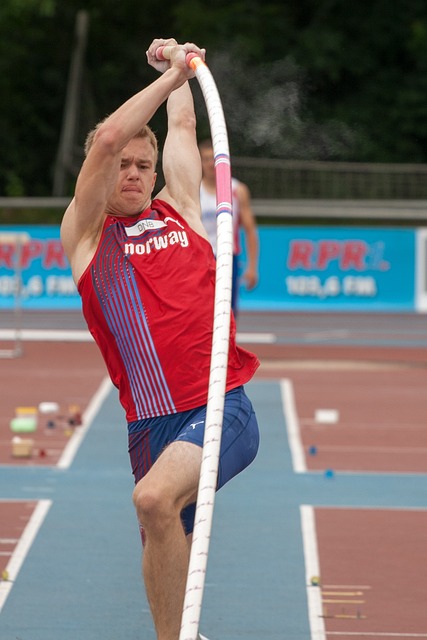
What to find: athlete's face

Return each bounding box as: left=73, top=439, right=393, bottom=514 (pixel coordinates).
left=109, top=137, right=157, bottom=216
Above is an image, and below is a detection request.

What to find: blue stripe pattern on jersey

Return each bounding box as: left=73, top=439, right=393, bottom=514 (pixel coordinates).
left=92, top=226, right=176, bottom=418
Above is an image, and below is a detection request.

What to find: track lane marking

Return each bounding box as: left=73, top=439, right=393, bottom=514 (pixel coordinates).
left=0, top=499, right=51, bottom=613
left=301, top=504, right=326, bottom=640
left=281, top=378, right=306, bottom=473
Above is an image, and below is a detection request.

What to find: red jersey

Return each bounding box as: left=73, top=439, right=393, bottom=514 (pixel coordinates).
left=78, top=199, right=259, bottom=422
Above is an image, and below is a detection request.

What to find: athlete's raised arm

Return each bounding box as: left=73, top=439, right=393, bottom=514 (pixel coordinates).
left=61, top=38, right=204, bottom=282
left=154, top=44, right=208, bottom=239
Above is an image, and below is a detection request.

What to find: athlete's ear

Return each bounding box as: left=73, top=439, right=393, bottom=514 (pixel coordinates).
left=151, top=172, right=157, bottom=193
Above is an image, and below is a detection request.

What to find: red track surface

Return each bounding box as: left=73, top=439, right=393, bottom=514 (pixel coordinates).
left=315, top=507, right=427, bottom=636
left=248, top=341, right=427, bottom=473
left=0, top=341, right=106, bottom=466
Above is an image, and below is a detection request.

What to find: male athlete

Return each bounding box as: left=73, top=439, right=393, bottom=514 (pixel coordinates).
left=61, top=38, right=260, bottom=640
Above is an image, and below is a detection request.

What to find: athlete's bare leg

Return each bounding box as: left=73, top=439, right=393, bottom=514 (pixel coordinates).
left=133, top=440, right=202, bottom=640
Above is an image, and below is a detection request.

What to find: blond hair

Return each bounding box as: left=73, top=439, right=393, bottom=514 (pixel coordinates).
left=84, top=120, right=158, bottom=164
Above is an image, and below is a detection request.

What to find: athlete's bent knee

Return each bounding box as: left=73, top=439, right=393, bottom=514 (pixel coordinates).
left=132, top=482, right=176, bottom=534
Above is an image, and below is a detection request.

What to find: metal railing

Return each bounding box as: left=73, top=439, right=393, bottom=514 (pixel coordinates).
left=232, top=158, right=427, bottom=200
left=2, top=159, right=427, bottom=223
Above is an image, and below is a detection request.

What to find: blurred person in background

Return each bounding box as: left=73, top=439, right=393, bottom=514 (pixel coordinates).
left=199, top=138, right=259, bottom=317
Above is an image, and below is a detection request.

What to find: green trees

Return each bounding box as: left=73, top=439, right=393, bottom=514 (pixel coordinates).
left=1, top=0, right=427, bottom=196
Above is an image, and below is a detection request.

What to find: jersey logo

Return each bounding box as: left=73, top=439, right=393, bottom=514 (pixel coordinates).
left=124, top=215, right=185, bottom=237
left=125, top=218, right=167, bottom=237
left=164, top=216, right=185, bottom=230
left=190, top=420, right=204, bottom=430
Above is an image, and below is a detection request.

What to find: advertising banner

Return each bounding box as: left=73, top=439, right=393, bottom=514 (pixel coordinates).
left=0, top=226, right=79, bottom=309
left=0, top=224, right=418, bottom=312
left=239, top=226, right=416, bottom=312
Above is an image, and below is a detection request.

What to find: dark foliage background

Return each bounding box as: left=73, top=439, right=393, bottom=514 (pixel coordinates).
left=1, top=0, right=427, bottom=196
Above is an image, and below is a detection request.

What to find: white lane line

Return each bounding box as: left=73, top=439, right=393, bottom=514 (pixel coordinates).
left=0, top=499, right=52, bottom=613
left=0, top=329, right=277, bottom=345
left=300, top=505, right=325, bottom=640
left=236, top=332, right=276, bottom=343
left=281, top=378, right=306, bottom=473
left=0, top=329, right=93, bottom=342
left=57, top=376, right=113, bottom=470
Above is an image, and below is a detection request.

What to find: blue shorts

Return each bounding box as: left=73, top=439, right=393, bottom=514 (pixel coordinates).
left=128, top=386, right=259, bottom=535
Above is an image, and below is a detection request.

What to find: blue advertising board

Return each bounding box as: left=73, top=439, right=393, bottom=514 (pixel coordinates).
left=0, top=224, right=418, bottom=312
left=239, top=226, right=416, bottom=312
left=0, top=225, right=79, bottom=309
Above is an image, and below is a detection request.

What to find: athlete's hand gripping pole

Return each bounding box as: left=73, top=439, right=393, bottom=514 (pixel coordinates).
left=157, top=43, right=234, bottom=640
left=156, top=44, right=199, bottom=67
